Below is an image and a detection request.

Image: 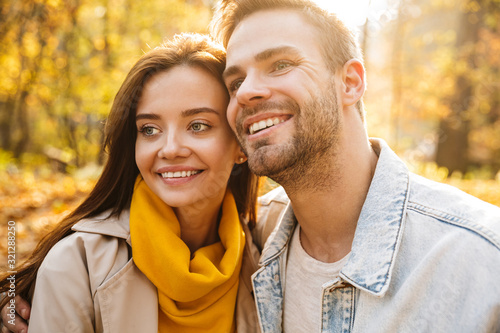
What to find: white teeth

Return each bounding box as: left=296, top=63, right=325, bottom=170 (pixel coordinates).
left=251, top=123, right=259, bottom=134
left=161, top=170, right=200, bottom=178
left=249, top=117, right=284, bottom=135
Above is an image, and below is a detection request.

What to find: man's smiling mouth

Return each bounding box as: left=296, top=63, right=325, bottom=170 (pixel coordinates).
left=248, top=117, right=285, bottom=135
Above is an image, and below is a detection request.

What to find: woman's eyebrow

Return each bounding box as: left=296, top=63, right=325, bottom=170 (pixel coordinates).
left=181, top=108, right=220, bottom=117
left=135, top=108, right=219, bottom=121
left=136, top=113, right=161, bottom=121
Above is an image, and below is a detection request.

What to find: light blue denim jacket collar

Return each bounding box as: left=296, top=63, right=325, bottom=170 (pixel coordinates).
left=258, top=138, right=410, bottom=297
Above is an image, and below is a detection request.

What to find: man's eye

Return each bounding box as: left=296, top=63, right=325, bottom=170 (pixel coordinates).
left=230, top=80, right=243, bottom=92
left=191, top=123, right=210, bottom=132
left=275, top=62, right=291, bottom=71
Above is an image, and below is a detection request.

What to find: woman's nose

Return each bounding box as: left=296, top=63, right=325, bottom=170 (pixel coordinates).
left=157, top=132, right=191, bottom=160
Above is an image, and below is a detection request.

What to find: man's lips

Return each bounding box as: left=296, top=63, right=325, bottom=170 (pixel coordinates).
left=244, top=114, right=292, bottom=135
left=248, top=117, right=284, bottom=135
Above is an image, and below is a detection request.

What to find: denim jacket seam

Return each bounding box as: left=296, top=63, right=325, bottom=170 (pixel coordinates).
left=380, top=183, right=410, bottom=293
left=251, top=266, right=269, bottom=333
left=252, top=249, right=287, bottom=332
left=349, top=288, right=356, bottom=331
left=260, top=236, right=290, bottom=267
left=407, top=201, right=500, bottom=251
left=259, top=211, right=297, bottom=265
left=343, top=182, right=409, bottom=296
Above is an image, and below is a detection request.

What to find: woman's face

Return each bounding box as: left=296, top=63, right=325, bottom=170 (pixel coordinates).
left=135, top=65, right=241, bottom=211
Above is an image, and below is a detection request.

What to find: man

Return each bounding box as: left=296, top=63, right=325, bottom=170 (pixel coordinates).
left=211, top=0, right=500, bottom=332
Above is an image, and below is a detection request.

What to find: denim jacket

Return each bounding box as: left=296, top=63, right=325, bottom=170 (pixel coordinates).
left=252, top=138, right=500, bottom=333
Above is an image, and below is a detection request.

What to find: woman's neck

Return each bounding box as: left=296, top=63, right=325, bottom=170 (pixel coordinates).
left=174, top=196, right=223, bottom=255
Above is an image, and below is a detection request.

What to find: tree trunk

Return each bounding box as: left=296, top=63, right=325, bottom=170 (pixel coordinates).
left=0, top=100, right=14, bottom=150
left=13, top=90, right=30, bottom=158
left=435, top=0, right=484, bottom=174
left=390, top=0, right=407, bottom=150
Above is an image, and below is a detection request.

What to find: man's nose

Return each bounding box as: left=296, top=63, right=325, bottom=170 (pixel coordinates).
left=235, top=73, right=271, bottom=107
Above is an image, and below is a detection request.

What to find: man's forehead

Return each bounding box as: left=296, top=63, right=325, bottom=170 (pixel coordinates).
left=226, top=8, right=317, bottom=60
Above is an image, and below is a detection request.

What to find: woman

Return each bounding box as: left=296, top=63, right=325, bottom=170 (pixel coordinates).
left=0, top=33, right=263, bottom=332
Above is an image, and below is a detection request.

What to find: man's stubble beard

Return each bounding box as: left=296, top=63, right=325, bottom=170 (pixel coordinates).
left=237, top=83, right=341, bottom=193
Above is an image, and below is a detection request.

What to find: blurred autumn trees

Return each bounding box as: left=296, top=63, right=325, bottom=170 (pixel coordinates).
left=364, top=0, right=499, bottom=178
left=435, top=0, right=500, bottom=174
left=0, top=0, right=499, bottom=177
left=0, top=0, right=217, bottom=267
left=0, top=0, right=214, bottom=170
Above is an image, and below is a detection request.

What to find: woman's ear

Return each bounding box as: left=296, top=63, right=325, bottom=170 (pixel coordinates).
left=235, top=151, right=247, bottom=164
left=340, top=59, right=365, bottom=107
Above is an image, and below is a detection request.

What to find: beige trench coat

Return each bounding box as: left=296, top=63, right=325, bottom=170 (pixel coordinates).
left=27, top=206, right=282, bottom=333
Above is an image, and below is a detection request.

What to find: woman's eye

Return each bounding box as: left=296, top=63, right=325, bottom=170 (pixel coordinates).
left=191, top=123, right=210, bottom=132
left=140, top=126, right=159, bottom=136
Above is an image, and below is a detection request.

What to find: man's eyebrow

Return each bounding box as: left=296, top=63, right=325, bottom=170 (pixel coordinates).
left=223, top=65, right=242, bottom=81
left=223, top=45, right=301, bottom=80
left=254, top=45, right=301, bottom=62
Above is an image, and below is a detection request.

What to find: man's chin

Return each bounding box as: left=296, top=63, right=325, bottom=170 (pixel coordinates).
left=247, top=147, right=291, bottom=178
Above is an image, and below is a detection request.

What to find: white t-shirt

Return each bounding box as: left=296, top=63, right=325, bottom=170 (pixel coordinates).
left=283, top=226, right=350, bottom=332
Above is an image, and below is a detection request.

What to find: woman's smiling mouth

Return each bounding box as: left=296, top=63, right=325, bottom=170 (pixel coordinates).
left=160, top=170, right=202, bottom=178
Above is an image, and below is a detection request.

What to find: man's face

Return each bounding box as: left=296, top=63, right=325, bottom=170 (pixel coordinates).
left=223, top=9, right=342, bottom=182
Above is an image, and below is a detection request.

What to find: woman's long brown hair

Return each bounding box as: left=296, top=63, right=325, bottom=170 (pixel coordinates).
left=0, top=33, right=259, bottom=307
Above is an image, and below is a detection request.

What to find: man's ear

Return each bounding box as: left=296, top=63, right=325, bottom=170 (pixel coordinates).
left=340, top=59, right=365, bottom=106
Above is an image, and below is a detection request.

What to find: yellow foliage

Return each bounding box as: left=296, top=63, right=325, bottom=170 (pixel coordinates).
left=0, top=170, right=97, bottom=269
left=22, top=32, right=41, bottom=58
left=93, top=37, right=106, bottom=51
left=410, top=162, right=500, bottom=207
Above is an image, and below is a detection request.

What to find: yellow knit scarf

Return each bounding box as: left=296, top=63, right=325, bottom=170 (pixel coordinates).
left=129, top=176, right=245, bottom=332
